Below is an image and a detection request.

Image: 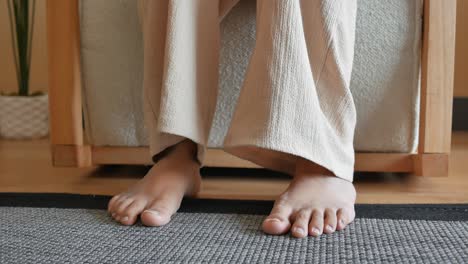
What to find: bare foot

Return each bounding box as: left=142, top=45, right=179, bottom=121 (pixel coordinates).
left=262, top=159, right=356, bottom=238
left=107, top=139, right=201, bottom=226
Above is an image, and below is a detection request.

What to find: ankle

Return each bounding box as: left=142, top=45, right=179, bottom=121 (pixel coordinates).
left=167, top=139, right=199, bottom=164
left=295, top=157, right=332, bottom=177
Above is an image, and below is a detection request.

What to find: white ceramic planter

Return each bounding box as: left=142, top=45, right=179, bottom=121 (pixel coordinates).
left=0, top=94, right=49, bottom=139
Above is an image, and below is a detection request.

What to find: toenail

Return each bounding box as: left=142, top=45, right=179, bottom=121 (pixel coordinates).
left=115, top=216, right=121, bottom=221
left=122, top=216, right=129, bottom=222
left=293, top=227, right=305, bottom=236
left=144, top=210, right=161, bottom=216
left=111, top=213, right=116, bottom=217
left=311, top=227, right=320, bottom=235
left=326, top=225, right=334, bottom=232
left=265, top=218, right=281, bottom=223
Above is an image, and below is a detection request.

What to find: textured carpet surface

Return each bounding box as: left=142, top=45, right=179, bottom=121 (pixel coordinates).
left=1, top=206, right=467, bottom=264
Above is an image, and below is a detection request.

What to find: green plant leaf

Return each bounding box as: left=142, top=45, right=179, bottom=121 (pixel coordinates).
left=7, top=0, right=36, bottom=96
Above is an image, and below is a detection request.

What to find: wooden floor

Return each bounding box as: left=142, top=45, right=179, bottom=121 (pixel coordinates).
left=1, top=132, right=468, bottom=203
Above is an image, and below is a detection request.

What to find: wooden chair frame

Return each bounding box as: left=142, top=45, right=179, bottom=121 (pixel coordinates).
left=46, top=0, right=457, bottom=176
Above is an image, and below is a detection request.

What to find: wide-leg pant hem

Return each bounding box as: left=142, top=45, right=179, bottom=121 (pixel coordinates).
left=223, top=139, right=354, bottom=183
left=148, top=130, right=206, bottom=166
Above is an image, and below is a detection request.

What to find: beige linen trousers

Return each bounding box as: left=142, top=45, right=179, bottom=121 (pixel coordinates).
left=138, top=0, right=357, bottom=182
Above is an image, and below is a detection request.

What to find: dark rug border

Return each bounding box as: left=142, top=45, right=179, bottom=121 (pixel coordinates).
left=1, top=193, right=467, bottom=221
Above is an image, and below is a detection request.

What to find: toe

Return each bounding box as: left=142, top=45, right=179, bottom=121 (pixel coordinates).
left=291, top=209, right=311, bottom=238
left=108, top=194, right=121, bottom=214
left=141, top=199, right=175, bottom=227
left=336, top=207, right=355, bottom=231
left=119, top=199, right=148, bottom=226
left=110, top=195, right=128, bottom=215
left=323, top=208, right=337, bottom=234
left=115, top=197, right=134, bottom=217
left=308, top=209, right=324, bottom=237
left=262, top=200, right=293, bottom=235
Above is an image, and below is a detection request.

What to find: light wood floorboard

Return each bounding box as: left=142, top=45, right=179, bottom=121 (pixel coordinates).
left=1, top=132, right=467, bottom=203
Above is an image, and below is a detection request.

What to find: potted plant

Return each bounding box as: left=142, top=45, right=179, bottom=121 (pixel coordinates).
left=0, top=0, right=48, bottom=139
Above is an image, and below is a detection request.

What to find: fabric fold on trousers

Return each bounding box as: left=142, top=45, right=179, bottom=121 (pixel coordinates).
left=140, top=0, right=357, bottom=182
left=224, top=0, right=357, bottom=182
left=140, top=0, right=229, bottom=163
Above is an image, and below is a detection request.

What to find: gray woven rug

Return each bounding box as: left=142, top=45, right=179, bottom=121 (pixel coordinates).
left=1, top=194, right=467, bottom=264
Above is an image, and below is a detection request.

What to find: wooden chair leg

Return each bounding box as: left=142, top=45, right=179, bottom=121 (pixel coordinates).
left=413, top=153, right=449, bottom=177
left=47, top=0, right=91, bottom=167
left=51, top=145, right=92, bottom=167
left=414, top=0, right=456, bottom=177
